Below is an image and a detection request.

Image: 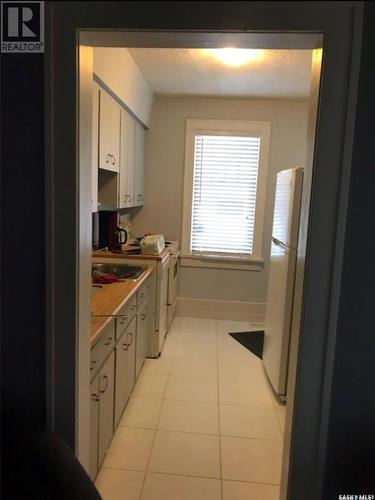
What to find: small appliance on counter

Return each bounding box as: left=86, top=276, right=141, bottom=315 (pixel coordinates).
left=92, top=210, right=128, bottom=252
left=139, top=234, right=165, bottom=254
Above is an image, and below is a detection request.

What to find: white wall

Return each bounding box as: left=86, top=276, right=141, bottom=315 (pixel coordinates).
left=132, top=95, right=309, bottom=304
left=93, top=48, right=153, bottom=127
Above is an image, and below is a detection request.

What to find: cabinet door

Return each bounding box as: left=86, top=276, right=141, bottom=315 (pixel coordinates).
left=114, top=329, right=131, bottom=427
left=119, top=109, right=135, bottom=208
left=133, top=121, right=145, bottom=206
left=98, top=351, right=115, bottom=466
left=91, top=83, right=100, bottom=212
left=89, top=375, right=100, bottom=480
left=99, top=90, right=120, bottom=173
left=136, top=297, right=150, bottom=379
left=125, top=317, right=136, bottom=397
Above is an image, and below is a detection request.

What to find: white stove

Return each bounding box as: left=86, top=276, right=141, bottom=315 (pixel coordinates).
left=164, top=241, right=180, bottom=329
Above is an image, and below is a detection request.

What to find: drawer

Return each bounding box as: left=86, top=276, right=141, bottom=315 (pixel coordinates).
left=137, top=277, right=152, bottom=307
left=90, top=320, right=115, bottom=380
left=116, top=294, right=137, bottom=339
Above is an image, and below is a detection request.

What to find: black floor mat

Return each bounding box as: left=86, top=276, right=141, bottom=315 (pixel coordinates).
left=229, top=330, right=265, bottom=359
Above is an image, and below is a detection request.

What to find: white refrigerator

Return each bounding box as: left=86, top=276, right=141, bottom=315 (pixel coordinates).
left=263, top=167, right=304, bottom=401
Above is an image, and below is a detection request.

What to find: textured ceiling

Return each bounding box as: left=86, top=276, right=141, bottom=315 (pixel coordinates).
left=127, top=48, right=312, bottom=98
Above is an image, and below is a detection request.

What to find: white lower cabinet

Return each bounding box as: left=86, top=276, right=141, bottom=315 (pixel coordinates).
left=98, top=351, right=115, bottom=466
left=136, top=297, right=150, bottom=379
left=89, top=376, right=100, bottom=480
left=114, top=317, right=136, bottom=427
left=89, top=349, right=115, bottom=479
left=90, top=275, right=153, bottom=479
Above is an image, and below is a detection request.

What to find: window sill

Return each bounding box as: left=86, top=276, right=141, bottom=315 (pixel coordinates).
left=180, top=254, right=264, bottom=271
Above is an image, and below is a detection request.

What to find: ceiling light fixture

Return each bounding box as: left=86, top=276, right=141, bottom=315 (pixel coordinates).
left=207, top=48, right=262, bottom=67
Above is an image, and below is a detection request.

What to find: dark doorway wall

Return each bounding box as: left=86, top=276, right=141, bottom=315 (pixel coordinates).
left=323, top=2, right=375, bottom=496
left=1, top=53, right=46, bottom=494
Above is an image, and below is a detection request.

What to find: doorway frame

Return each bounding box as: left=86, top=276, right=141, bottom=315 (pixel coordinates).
left=45, top=2, right=363, bottom=499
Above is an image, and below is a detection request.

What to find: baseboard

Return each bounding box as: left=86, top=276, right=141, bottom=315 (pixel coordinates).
left=176, top=297, right=266, bottom=322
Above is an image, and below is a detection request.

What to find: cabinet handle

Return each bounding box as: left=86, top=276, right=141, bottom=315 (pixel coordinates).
left=120, top=315, right=128, bottom=324
left=105, top=154, right=116, bottom=165
left=131, top=304, right=136, bottom=311
left=90, top=360, right=96, bottom=371
left=140, top=313, right=146, bottom=321
left=100, top=375, right=108, bottom=393
left=104, top=337, right=113, bottom=346
left=91, top=393, right=99, bottom=402
left=124, top=331, right=134, bottom=347
left=122, top=343, right=128, bottom=351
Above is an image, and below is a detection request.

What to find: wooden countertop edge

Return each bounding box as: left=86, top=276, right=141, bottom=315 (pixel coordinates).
left=92, top=247, right=170, bottom=262
left=91, top=264, right=154, bottom=346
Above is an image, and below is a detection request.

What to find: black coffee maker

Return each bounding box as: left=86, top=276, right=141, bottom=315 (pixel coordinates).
left=92, top=211, right=127, bottom=251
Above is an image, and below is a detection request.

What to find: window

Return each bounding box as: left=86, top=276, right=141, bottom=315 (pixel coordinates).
left=181, top=120, right=271, bottom=270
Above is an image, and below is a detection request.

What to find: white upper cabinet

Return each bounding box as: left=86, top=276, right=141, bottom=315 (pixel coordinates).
left=92, top=82, right=145, bottom=210
left=119, top=109, right=135, bottom=208
left=91, top=82, right=100, bottom=212
left=133, top=121, right=145, bottom=207
left=99, top=90, right=120, bottom=173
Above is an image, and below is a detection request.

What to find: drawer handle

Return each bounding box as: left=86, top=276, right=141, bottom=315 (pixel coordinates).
left=100, top=375, right=108, bottom=394
left=122, top=343, right=128, bottom=351
left=131, top=304, right=136, bottom=311
left=104, top=337, right=113, bottom=346
left=91, top=393, right=99, bottom=402
left=140, top=292, right=145, bottom=299
left=140, top=313, right=146, bottom=321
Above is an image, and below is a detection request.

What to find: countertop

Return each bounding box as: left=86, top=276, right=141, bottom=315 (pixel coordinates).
left=92, top=247, right=170, bottom=261
left=91, top=264, right=154, bottom=345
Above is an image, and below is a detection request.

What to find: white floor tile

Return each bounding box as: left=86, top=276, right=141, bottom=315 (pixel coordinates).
left=132, top=374, right=168, bottom=399
left=175, top=341, right=216, bottom=357
left=141, top=356, right=174, bottom=377
left=220, top=405, right=282, bottom=440
left=165, top=376, right=218, bottom=404
left=170, top=355, right=217, bottom=379
left=120, top=397, right=162, bottom=430
left=216, top=320, right=256, bottom=335
left=103, top=427, right=155, bottom=471
left=95, top=469, right=145, bottom=500
left=182, top=317, right=216, bottom=332
left=148, top=431, right=221, bottom=478
left=221, top=436, right=282, bottom=484
left=222, top=480, right=280, bottom=500
left=219, top=379, right=274, bottom=408
left=141, top=473, right=221, bottom=500
left=158, top=400, right=219, bottom=435
left=96, top=315, right=285, bottom=499
left=218, top=358, right=264, bottom=382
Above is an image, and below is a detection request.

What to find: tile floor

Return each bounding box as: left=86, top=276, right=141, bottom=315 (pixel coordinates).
left=95, top=317, right=286, bottom=500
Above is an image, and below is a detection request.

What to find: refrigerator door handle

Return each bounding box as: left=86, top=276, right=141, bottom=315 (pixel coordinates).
left=272, top=237, right=288, bottom=249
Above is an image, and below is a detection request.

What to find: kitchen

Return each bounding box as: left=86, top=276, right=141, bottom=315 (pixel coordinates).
left=87, top=44, right=313, bottom=500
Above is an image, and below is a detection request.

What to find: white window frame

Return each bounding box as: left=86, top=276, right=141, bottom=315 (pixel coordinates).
left=181, top=119, right=271, bottom=271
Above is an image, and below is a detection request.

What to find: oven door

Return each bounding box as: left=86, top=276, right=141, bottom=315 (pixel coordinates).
left=168, top=251, right=180, bottom=306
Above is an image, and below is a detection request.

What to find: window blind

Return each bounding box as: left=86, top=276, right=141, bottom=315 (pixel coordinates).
left=191, top=134, right=261, bottom=256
